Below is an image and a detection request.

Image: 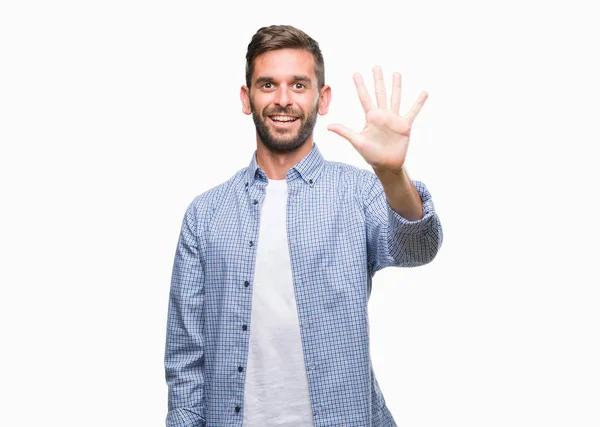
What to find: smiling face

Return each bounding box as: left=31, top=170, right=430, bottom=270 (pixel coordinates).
left=241, top=48, right=331, bottom=154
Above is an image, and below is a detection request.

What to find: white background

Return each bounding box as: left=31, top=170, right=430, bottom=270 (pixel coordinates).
left=1, top=0, right=599, bottom=426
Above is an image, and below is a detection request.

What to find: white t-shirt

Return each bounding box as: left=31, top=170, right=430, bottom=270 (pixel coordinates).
left=242, top=178, right=314, bottom=426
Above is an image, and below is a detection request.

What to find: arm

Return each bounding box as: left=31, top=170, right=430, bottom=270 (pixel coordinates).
left=373, top=166, right=423, bottom=221
left=327, top=67, right=442, bottom=272
left=363, top=169, right=443, bottom=273
left=164, top=199, right=207, bottom=427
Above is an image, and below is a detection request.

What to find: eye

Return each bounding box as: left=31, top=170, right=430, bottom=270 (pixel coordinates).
left=294, top=83, right=306, bottom=90
left=263, top=82, right=273, bottom=89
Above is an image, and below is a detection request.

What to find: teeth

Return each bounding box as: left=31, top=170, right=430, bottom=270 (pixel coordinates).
left=271, top=116, right=297, bottom=122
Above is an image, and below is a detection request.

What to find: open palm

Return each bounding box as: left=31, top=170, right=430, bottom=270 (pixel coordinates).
left=327, top=67, right=428, bottom=172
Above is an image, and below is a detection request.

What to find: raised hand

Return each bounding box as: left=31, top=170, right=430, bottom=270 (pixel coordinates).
left=327, top=67, right=428, bottom=173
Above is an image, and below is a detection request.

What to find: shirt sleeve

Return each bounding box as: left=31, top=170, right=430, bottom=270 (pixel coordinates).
left=164, top=197, right=208, bottom=427
left=362, top=170, right=443, bottom=273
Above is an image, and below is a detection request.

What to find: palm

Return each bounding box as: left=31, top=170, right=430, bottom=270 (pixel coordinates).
left=328, top=67, right=427, bottom=172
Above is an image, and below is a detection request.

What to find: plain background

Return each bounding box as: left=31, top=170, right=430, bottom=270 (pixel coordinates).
left=1, top=0, right=599, bottom=426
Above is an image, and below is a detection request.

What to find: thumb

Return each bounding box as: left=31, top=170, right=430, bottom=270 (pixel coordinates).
left=327, top=123, right=361, bottom=149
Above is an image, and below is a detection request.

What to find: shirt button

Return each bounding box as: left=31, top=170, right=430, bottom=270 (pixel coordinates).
left=249, top=240, right=254, bottom=247
left=244, top=281, right=249, bottom=287
left=253, top=199, right=258, bottom=204
left=309, top=179, right=313, bottom=184
left=235, top=405, right=241, bottom=413
left=242, top=324, right=247, bottom=331
left=238, top=366, right=243, bottom=372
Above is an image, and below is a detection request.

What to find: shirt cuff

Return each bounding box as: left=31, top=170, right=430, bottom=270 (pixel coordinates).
left=166, top=408, right=206, bottom=427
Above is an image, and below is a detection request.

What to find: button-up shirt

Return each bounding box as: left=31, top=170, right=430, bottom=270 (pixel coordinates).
left=165, top=142, right=443, bottom=426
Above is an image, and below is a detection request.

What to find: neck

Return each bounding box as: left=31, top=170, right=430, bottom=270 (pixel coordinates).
left=256, top=136, right=314, bottom=180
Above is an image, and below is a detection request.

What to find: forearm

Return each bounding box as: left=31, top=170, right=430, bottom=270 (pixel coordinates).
left=165, top=276, right=207, bottom=427
left=373, top=166, right=423, bottom=221
left=165, top=198, right=208, bottom=426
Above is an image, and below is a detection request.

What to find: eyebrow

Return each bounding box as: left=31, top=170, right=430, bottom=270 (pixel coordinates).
left=254, top=75, right=313, bottom=87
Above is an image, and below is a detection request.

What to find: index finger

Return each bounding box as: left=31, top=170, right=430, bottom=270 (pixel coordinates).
left=353, top=73, right=373, bottom=114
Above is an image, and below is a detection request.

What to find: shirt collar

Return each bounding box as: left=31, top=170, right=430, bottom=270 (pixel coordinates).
left=245, top=142, right=325, bottom=187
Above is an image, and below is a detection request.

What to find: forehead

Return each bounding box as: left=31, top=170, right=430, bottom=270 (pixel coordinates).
left=252, top=48, right=316, bottom=82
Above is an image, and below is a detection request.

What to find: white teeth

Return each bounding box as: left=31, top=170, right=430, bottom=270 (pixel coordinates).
left=271, top=116, right=297, bottom=122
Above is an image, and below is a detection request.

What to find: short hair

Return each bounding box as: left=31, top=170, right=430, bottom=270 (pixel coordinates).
left=245, top=25, right=325, bottom=90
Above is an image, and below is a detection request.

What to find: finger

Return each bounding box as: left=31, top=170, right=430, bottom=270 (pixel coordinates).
left=327, top=123, right=362, bottom=149
left=406, top=91, right=428, bottom=124
left=390, top=72, right=402, bottom=115
left=373, top=66, right=387, bottom=109
left=353, top=73, right=373, bottom=114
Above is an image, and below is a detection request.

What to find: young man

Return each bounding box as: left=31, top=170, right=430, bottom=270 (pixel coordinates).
left=165, top=25, right=443, bottom=427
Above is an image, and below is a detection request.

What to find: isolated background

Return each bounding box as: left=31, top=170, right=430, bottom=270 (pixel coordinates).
left=1, top=0, right=599, bottom=426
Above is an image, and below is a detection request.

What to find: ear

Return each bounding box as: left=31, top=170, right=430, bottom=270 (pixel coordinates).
left=240, top=85, right=252, bottom=115
left=317, top=85, right=332, bottom=116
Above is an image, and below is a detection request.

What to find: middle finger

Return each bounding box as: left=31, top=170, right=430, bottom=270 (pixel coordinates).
left=373, top=66, right=387, bottom=109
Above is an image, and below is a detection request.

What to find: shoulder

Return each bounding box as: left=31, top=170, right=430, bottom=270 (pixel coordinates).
left=320, top=160, right=375, bottom=189
left=185, top=168, right=246, bottom=225
left=321, top=160, right=381, bottom=206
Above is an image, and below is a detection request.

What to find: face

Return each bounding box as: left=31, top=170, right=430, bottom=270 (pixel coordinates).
left=241, top=48, right=331, bottom=154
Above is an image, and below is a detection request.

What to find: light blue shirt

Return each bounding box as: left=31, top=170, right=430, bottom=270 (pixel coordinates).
left=165, top=142, right=443, bottom=426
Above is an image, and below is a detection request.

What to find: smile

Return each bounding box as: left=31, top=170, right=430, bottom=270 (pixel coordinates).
left=268, top=116, right=299, bottom=129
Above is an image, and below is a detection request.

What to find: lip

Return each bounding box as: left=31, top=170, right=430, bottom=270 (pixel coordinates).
left=267, top=116, right=299, bottom=129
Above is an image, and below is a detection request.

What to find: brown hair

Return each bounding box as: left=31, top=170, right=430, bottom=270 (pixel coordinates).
left=245, top=25, right=325, bottom=90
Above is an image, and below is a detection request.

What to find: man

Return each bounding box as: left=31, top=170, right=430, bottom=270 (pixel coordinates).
left=165, top=25, right=443, bottom=427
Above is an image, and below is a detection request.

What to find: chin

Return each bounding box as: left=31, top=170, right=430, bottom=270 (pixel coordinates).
left=263, top=137, right=306, bottom=153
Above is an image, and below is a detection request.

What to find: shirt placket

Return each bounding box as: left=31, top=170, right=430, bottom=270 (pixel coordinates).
left=287, top=177, right=323, bottom=423
left=234, top=177, right=266, bottom=422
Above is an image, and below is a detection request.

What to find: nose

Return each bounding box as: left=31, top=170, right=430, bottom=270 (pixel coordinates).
left=274, top=85, right=292, bottom=107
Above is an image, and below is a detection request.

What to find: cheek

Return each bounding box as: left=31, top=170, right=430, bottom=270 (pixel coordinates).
left=306, top=95, right=319, bottom=109
left=253, top=91, right=273, bottom=104
left=254, top=100, right=271, bottom=116
left=249, top=92, right=265, bottom=108
left=301, top=99, right=318, bottom=115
